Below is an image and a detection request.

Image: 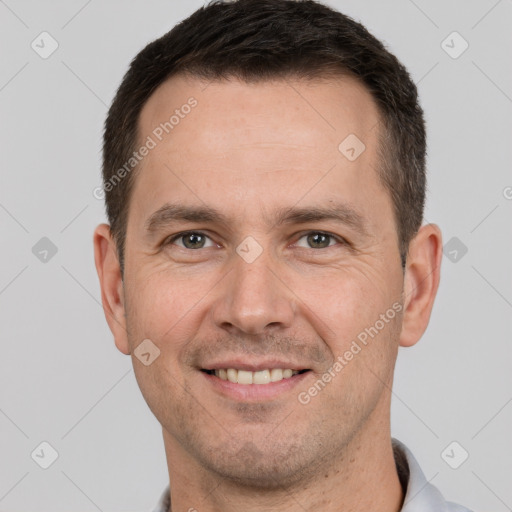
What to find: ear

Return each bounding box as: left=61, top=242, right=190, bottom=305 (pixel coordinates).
left=399, top=223, right=443, bottom=348
left=93, top=223, right=130, bottom=355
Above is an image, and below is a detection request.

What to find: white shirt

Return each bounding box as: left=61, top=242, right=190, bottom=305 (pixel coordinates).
left=152, top=438, right=473, bottom=511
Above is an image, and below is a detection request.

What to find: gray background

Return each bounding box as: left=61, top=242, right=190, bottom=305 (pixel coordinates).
left=0, top=0, right=511, bottom=511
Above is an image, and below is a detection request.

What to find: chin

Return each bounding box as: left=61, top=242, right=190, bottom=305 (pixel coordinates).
left=194, top=434, right=328, bottom=490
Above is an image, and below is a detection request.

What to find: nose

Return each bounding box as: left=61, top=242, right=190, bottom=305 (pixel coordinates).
left=211, top=244, right=296, bottom=336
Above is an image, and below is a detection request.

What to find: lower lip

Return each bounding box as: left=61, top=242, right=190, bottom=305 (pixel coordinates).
left=201, top=371, right=311, bottom=401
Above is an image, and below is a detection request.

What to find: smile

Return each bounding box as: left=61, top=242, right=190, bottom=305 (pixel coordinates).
left=202, top=368, right=309, bottom=384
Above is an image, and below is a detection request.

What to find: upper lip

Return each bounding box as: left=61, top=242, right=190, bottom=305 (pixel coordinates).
left=201, top=359, right=310, bottom=372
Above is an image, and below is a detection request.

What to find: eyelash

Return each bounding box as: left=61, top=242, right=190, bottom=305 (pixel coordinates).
left=163, top=230, right=348, bottom=251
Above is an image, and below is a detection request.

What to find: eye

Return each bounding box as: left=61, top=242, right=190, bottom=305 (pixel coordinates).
left=163, top=230, right=347, bottom=251
left=294, top=231, right=346, bottom=249
left=165, top=231, right=216, bottom=250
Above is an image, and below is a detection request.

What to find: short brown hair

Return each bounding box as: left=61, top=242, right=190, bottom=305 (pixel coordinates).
left=102, top=0, right=426, bottom=274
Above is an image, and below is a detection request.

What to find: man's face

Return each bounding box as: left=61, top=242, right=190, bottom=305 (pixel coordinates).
left=119, top=75, right=405, bottom=486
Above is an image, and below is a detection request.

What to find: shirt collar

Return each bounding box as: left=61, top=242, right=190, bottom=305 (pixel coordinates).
left=392, top=438, right=449, bottom=511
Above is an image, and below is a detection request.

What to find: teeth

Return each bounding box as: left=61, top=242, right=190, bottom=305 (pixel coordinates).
left=254, top=370, right=271, bottom=384
left=237, top=370, right=253, bottom=385
left=214, top=368, right=301, bottom=384
left=270, top=368, right=283, bottom=382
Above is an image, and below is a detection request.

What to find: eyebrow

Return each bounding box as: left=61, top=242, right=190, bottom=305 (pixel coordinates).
left=144, top=201, right=370, bottom=237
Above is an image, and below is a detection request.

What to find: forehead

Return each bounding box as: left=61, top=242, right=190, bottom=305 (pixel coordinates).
left=138, top=73, right=381, bottom=153
left=130, top=74, right=392, bottom=238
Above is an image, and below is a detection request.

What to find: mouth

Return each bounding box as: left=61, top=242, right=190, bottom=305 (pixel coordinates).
left=199, top=358, right=314, bottom=401
left=201, top=368, right=310, bottom=385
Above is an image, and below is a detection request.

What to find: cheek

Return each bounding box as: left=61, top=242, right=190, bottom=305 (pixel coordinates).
left=300, top=268, right=389, bottom=340
left=125, top=268, right=204, bottom=342
left=124, top=273, right=195, bottom=408
left=300, top=264, right=402, bottom=387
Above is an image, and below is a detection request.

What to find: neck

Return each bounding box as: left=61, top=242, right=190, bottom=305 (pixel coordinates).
left=162, top=405, right=404, bottom=512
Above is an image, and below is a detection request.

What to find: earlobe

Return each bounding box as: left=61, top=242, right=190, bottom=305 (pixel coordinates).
left=93, top=223, right=131, bottom=355
left=399, top=223, right=443, bottom=348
